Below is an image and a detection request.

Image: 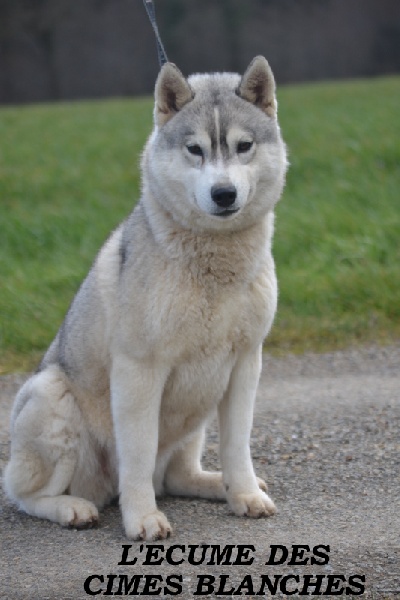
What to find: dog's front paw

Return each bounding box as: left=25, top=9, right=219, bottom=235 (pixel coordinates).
left=229, top=490, right=276, bottom=518
left=124, top=509, right=172, bottom=541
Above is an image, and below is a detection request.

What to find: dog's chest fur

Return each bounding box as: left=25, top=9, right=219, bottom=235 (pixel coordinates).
left=114, top=206, right=277, bottom=364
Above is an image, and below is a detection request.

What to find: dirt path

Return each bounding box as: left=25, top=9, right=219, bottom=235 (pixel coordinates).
left=0, top=346, right=399, bottom=599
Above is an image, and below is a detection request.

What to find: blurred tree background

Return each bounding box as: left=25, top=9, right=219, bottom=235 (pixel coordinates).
left=1, top=0, right=399, bottom=104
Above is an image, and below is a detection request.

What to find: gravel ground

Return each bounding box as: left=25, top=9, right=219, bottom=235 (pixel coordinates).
left=0, top=345, right=399, bottom=599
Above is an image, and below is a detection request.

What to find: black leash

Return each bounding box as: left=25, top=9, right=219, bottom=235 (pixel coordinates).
left=142, top=0, right=169, bottom=67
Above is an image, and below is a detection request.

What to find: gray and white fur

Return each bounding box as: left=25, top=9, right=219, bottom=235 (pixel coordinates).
left=4, top=56, right=288, bottom=540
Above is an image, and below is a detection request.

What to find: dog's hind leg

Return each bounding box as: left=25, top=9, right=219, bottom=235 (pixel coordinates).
left=164, top=429, right=227, bottom=500
left=164, top=429, right=268, bottom=500
left=4, top=366, right=99, bottom=528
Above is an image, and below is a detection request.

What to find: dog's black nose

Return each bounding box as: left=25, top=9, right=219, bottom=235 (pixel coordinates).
left=211, top=185, right=237, bottom=208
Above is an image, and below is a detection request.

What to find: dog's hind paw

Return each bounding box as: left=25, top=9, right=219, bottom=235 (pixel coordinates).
left=125, top=509, right=172, bottom=541
left=256, top=476, right=268, bottom=492
left=229, top=490, right=276, bottom=518
left=58, top=497, right=99, bottom=529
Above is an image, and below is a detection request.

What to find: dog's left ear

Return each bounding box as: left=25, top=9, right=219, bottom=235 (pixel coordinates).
left=238, top=56, right=277, bottom=117
left=155, top=63, right=193, bottom=127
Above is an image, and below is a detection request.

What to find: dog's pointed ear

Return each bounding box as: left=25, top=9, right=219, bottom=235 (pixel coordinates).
left=238, top=56, right=277, bottom=117
left=154, top=63, right=193, bottom=126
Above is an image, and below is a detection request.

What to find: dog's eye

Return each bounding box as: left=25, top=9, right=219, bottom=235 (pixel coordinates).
left=237, top=141, right=253, bottom=154
left=186, top=144, right=203, bottom=157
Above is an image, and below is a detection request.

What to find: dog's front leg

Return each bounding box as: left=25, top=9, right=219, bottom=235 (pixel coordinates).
left=111, top=354, right=171, bottom=540
left=218, top=346, right=276, bottom=518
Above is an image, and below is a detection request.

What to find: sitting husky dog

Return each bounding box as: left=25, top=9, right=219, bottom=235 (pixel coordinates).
left=4, top=57, right=287, bottom=540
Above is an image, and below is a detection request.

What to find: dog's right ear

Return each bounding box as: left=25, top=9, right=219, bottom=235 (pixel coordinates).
left=155, top=63, right=193, bottom=127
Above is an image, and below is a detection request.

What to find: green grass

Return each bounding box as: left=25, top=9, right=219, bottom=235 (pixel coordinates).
left=1, top=77, right=399, bottom=372
left=270, top=76, right=400, bottom=353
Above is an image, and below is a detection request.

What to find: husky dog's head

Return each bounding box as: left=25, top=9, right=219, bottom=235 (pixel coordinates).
left=142, top=56, right=288, bottom=232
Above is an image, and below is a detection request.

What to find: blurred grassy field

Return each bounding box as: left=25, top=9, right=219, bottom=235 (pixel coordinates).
left=1, top=76, right=399, bottom=373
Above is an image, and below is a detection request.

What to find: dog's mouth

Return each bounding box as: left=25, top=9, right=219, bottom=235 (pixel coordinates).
left=212, top=208, right=240, bottom=218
